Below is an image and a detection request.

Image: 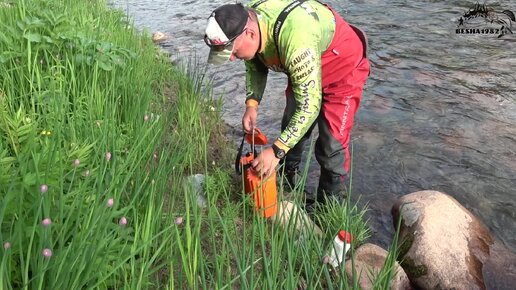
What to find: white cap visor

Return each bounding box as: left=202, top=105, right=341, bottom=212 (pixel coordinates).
left=205, top=16, right=233, bottom=65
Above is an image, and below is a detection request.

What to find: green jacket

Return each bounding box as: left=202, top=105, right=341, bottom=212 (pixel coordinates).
left=245, top=0, right=335, bottom=149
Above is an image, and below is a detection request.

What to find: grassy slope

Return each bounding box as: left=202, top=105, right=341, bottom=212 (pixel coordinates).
left=0, top=0, right=398, bottom=289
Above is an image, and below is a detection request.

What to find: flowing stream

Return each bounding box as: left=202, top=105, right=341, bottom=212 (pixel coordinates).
left=109, top=0, right=516, bottom=255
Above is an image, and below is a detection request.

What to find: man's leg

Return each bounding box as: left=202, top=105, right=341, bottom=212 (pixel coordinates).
left=314, top=117, right=349, bottom=203
left=315, top=58, right=370, bottom=203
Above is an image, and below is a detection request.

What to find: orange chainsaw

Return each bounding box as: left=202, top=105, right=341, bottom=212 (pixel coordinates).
left=235, top=128, right=278, bottom=218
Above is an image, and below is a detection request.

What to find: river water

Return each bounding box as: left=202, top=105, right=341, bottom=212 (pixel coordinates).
left=109, top=0, right=516, bottom=254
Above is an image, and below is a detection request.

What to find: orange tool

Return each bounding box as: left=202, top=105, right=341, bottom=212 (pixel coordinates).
left=235, top=128, right=278, bottom=218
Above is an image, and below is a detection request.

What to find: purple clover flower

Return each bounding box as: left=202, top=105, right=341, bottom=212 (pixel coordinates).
left=40, top=184, right=48, bottom=194
left=42, top=248, right=52, bottom=258
left=41, top=218, right=52, bottom=227
left=119, top=217, right=127, bottom=226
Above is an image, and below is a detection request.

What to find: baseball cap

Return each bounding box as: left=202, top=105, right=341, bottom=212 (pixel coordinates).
left=204, top=3, right=249, bottom=65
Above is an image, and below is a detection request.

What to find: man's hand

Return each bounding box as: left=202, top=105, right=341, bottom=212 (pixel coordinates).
left=251, top=147, right=280, bottom=178
left=242, top=106, right=257, bottom=133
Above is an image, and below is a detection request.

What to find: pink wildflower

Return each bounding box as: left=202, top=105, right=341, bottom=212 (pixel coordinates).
left=73, top=159, right=80, bottom=167
left=175, top=216, right=184, bottom=226
left=105, top=152, right=112, bottom=162
left=107, top=198, right=114, bottom=207
left=119, top=217, right=127, bottom=226
left=42, top=248, right=52, bottom=258
left=40, top=184, right=48, bottom=194
left=322, top=255, right=331, bottom=265
left=41, top=218, right=52, bottom=227
left=144, top=115, right=150, bottom=122
left=3, top=242, right=11, bottom=249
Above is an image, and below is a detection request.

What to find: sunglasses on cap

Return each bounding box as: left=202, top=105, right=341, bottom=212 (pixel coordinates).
left=203, top=28, right=247, bottom=52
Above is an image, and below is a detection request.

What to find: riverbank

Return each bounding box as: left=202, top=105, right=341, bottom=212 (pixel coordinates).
left=110, top=0, right=516, bottom=254
left=0, top=0, right=396, bottom=288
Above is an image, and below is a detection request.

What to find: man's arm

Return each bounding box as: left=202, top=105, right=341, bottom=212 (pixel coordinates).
left=244, top=58, right=269, bottom=107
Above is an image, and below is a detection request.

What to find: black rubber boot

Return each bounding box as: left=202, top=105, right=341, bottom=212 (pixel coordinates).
left=305, top=174, right=347, bottom=222
left=316, top=173, right=348, bottom=204
left=283, top=168, right=299, bottom=192
left=279, top=153, right=301, bottom=193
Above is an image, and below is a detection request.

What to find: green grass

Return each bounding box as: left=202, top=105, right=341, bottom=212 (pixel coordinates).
left=0, top=0, right=400, bottom=289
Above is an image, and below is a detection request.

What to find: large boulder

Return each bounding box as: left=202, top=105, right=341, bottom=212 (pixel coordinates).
left=392, top=190, right=493, bottom=290
left=345, top=243, right=412, bottom=290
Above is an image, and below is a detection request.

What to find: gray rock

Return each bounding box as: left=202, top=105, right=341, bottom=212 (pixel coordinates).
left=186, top=174, right=207, bottom=208
left=344, top=243, right=412, bottom=290
left=152, top=31, right=167, bottom=43
left=392, top=190, right=494, bottom=290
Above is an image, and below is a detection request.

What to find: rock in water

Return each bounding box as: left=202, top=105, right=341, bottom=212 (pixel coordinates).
left=152, top=31, right=167, bottom=43
left=392, top=190, right=493, bottom=290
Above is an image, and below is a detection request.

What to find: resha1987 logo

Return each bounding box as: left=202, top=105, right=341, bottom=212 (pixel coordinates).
left=456, top=3, right=515, bottom=38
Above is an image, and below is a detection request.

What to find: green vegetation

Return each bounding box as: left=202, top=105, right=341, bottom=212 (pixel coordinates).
left=0, top=0, right=399, bottom=288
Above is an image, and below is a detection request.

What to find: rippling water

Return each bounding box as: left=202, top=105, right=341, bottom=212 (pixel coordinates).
left=109, top=0, right=516, bottom=254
